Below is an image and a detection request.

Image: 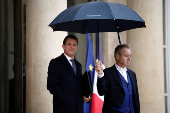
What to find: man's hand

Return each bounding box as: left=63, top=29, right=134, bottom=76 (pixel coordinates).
left=95, top=60, right=103, bottom=75
left=83, top=96, right=91, bottom=102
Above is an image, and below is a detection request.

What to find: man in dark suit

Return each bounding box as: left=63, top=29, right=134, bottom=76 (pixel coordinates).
left=95, top=44, right=140, bottom=113
left=47, top=35, right=90, bottom=113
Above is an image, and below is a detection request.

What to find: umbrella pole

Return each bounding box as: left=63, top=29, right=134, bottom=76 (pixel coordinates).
left=96, top=32, right=100, bottom=60
left=117, top=31, right=121, bottom=45
left=115, top=19, right=121, bottom=45
left=96, top=32, right=102, bottom=73
left=96, top=19, right=100, bottom=60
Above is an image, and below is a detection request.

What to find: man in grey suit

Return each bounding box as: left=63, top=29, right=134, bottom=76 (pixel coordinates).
left=47, top=35, right=90, bottom=113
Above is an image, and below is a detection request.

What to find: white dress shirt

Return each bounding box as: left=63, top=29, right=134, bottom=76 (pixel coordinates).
left=64, top=54, right=74, bottom=66
left=115, top=64, right=128, bottom=83
left=98, top=64, right=128, bottom=83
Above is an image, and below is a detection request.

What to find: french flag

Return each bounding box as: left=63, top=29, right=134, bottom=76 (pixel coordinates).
left=91, top=33, right=104, bottom=113
left=84, top=33, right=95, bottom=113
left=84, top=33, right=104, bottom=113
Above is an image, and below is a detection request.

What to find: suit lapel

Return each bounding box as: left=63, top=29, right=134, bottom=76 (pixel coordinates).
left=60, top=53, right=76, bottom=76
left=110, top=65, right=124, bottom=90
left=119, top=73, right=128, bottom=83
left=74, top=59, right=81, bottom=76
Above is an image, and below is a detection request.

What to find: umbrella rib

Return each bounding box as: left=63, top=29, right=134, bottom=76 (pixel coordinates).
left=105, top=2, right=115, bottom=20
left=71, top=4, right=83, bottom=21
left=105, top=2, right=122, bottom=32
left=105, top=2, right=122, bottom=44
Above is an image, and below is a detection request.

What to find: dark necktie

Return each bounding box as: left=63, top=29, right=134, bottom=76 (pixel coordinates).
left=70, top=59, right=76, bottom=74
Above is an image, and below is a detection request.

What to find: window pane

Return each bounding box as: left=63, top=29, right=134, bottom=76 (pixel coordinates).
left=8, top=54, right=14, bottom=79
left=163, top=0, right=166, bottom=45
left=164, top=48, right=167, bottom=93
left=8, top=54, right=15, bottom=112
left=8, top=0, right=14, bottom=51
left=165, top=96, right=168, bottom=113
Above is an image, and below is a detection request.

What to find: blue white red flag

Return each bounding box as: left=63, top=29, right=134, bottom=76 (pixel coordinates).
left=91, top=33, right=104, bottom=113
left=84, top=33, right=95, bottom=113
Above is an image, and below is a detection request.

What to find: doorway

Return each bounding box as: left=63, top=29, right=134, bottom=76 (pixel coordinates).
left=0, top=0, right=26, bottom=113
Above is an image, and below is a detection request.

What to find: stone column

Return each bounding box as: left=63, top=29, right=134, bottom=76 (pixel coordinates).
left=26, top=0, right=67, bottom=113
left=103, top=0, right=127, bottom=68
left=127, top=0, right=165, bottom=113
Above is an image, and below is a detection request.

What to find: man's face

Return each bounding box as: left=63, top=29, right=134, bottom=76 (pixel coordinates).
left=116, top=48, right=131, bottom=68
left=62, top=38, right=78, bottom=58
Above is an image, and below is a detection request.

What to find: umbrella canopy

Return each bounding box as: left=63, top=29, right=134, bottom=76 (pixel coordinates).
left=49, top=1, right=146, bottom=34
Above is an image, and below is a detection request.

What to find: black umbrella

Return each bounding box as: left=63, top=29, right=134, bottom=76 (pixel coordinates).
left=49, top=1, right=146, bottom=44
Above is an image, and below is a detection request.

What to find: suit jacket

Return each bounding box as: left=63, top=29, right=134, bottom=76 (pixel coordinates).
left=47, top=53, right=84, bottom=113
left=97, top=65, right=140, bottom=113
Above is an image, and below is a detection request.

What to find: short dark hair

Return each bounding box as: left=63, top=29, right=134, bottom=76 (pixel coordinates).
left=63, top=35, right=78, bottom=45
left=114, top=44, right=131, bottom=60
